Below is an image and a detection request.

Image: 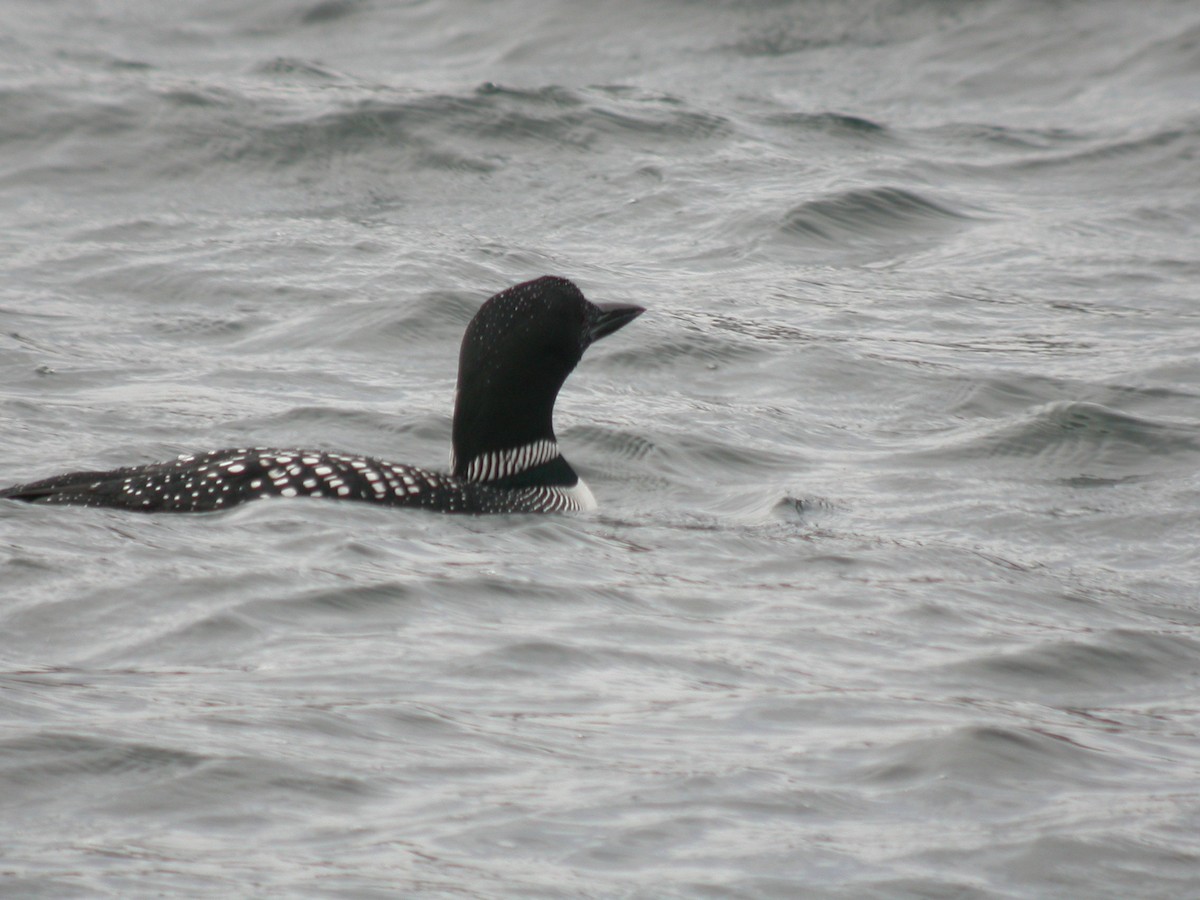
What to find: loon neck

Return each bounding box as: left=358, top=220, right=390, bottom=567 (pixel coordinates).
left=449, top=315, right=576, bottom=485
left=450, top=367, right=570, bottom=480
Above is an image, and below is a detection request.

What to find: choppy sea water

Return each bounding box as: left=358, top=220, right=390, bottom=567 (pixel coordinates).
left=3, top=1, right=1200, bottom=896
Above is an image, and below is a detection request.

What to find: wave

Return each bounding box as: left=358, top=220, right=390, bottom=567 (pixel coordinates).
left=914, top=120, right=1200, bottom=198
left=0, top=733, right=206, bottom=809
left=857, top=723, right=1121, bottom=789
left=943, top=629, right=1200, bottom=699
left=756, top=110, right=888, bottom=138
left=781, top=186, right=970, bottom=244
left=927, top=401, right=1200, bottom=479
left=0, top=75, right=737, bottom=216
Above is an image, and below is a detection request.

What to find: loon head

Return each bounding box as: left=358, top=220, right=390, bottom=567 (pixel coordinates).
left=450, top=276, right=644, bottom=485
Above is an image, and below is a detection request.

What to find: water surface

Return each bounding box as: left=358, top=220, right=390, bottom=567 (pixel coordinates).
left=3, top=1, right=1200, bottom=896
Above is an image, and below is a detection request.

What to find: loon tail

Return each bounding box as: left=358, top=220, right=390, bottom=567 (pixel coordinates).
left=0, top=469, right=134, bottom=505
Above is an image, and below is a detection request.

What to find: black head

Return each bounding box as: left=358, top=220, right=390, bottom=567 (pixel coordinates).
left=451, top=276, right=644, bottom=477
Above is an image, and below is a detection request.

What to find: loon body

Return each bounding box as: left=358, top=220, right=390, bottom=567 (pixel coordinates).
left=0, top=276, right=644, bottom=514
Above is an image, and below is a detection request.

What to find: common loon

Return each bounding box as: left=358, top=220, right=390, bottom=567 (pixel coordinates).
left=0, top=276, right=644, bottom=514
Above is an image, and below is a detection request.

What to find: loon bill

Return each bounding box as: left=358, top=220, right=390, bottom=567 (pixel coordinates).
left=0, top=276, right=644, bottom=514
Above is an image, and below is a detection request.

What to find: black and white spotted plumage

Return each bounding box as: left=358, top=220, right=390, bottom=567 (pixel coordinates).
left=1, top=448, right=590, bottom=514
left=1, top=277, right=643, bottom=515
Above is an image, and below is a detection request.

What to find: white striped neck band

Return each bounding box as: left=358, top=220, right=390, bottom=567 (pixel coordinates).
left=454, top=439, right=562, bottom=483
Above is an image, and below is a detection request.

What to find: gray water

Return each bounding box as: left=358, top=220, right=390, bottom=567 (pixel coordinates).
left=3, top=1, right=1200, bottom=896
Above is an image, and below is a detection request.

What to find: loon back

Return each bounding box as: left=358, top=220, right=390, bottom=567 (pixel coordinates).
left=0, top=276, right=644, bottom=514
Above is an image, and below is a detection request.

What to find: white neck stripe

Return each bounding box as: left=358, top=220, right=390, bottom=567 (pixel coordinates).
left=459, top=439, right=562, bottom=483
